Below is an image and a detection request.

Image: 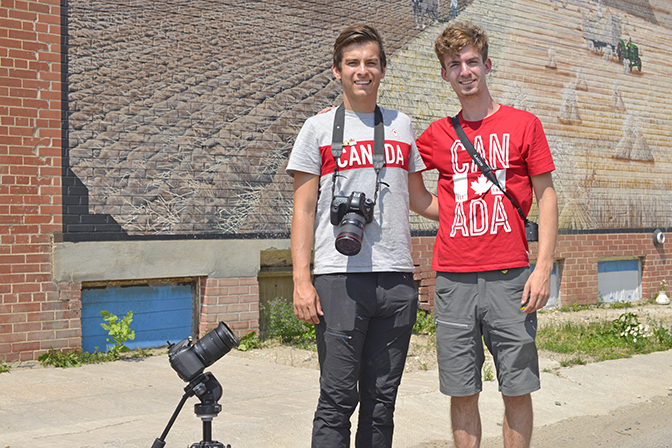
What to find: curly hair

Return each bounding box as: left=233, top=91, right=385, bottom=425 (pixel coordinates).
left=434, top=22, right=489, bottom=69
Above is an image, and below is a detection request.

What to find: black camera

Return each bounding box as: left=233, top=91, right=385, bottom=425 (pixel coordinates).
left=525, top=220, right=539, bottom=242
left=168, top=321, right=240, bottom=382
left=330, top=191, right=374, bottom=256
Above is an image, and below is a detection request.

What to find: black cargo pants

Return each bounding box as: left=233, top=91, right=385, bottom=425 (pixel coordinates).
left=311, top=272, right=418, bottom=448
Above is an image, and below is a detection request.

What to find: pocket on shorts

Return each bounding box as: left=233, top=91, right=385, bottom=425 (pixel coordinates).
left=434, top=317, right=476, bottom=351
left=435, top=318, right=471, bottom=330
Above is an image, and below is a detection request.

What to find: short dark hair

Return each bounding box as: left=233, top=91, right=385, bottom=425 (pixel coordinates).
left=435, top=22, right=489, bottom=70
left=333, top=24, right=387, bottom=71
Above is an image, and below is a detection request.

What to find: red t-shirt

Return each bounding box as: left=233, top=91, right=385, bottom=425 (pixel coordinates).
left=416, top=105, right=555, bottom=272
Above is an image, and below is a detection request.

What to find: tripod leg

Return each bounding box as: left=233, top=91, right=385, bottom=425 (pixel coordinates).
left=151, top=391, right=191, bottom=448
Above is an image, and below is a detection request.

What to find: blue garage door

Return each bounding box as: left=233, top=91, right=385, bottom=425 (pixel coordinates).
left=598, top=259, right=641, bottom=304
left=81, top=283, right=194, bottom=353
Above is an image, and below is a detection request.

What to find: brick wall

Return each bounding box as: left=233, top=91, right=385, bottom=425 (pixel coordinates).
left=0, top=0, right=72, bottom=362
left=412, top=236, right=437, bottom=311
left=199, top=277, right=260, bottom=338
left=529, top=233, right=670, bottom=307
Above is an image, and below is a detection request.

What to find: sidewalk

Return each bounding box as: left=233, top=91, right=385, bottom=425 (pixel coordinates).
left=1, top=348, right=672, bottom=448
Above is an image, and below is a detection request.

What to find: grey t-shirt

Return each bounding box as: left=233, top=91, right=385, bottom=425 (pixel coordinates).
left=286, top=107, right=425, bottom=275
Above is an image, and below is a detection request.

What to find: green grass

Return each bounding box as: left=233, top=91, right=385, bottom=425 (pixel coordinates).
left=537, top=311, right=672, bottom=364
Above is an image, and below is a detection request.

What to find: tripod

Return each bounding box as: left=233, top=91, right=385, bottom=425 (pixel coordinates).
left=152, top=372, right=231, bottom=448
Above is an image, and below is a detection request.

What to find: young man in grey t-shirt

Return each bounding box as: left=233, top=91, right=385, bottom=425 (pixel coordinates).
left=286, top=24, right=438, bottom=448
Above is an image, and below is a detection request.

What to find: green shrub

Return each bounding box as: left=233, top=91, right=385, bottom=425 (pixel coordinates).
left=413, top=309, right=436, bottom=334
left=262, top=297, right=315, bottom=344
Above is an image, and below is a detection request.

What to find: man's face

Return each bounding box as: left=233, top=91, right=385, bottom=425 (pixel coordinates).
left=333, top=41, right=385, bottom=110
left=440, top=45, right=491, bottom=100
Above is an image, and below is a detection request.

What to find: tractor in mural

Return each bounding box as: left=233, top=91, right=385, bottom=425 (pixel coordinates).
left=582, top=12, right=641, bottom=72
left=616, top=38, right=642, bottom=72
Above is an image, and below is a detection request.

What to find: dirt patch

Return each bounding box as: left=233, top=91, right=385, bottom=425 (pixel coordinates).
left=228, top=333, right=439, bottom=373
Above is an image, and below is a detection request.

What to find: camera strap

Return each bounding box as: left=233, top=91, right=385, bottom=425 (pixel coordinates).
left=451, top=114, right=529, bottom=224
left=331, top=104, right=385, bottom=205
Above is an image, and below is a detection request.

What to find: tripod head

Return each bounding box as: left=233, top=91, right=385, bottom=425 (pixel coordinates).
left=188, top=372, right=222, bottom=420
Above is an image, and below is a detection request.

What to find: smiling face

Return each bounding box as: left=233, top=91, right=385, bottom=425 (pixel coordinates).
left=441, top=44, right=491, bottom=101
left=333, top=40, right=385, bottom=113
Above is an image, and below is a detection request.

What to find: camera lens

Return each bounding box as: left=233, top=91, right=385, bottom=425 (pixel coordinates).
left=335, top=212, right=366, bottom=256
left=193, top=322, right=240, bottom=369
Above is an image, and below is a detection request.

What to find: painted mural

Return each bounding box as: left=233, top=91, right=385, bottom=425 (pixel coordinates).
left=65, top=0, right=672, bottom=239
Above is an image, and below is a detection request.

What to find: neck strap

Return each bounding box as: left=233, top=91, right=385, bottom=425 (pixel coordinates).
left=331, top=104, right=386, bottom=204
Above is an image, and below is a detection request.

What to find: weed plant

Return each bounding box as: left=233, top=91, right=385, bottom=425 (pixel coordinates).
left=0, top=360, right=10, bottom=373
left=100, top=310, right=135, bottom=356
left=237, top=331, right=264, bottom=351
left=38, top=347, right=116, bottom=368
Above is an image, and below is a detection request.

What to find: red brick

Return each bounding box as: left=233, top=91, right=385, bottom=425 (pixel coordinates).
left=0, top=37, right=21, bottom=50
left=9, top=67, right=37, bottom=79
left=8, top=9, right=36, bottom=21
left=0, top=17, right=22, bottom=30
left=8, top=47, right=37, bottom=60
left=227, top=286, right=251, bottom=295
left=2, top=332, right=26, bottom=343
left=11, top=340, right=40, bottom=352
left=29, top=2, right=51, bottom=13
left=36, top=13, right=59, bottom=25
left=14, top=321, right=41, bottom=333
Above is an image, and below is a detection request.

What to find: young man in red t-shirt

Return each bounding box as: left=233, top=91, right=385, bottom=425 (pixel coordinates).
left=416, top=22, right=558, bottom=448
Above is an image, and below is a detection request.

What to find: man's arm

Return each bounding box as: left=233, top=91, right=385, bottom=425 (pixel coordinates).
left=521, top=172, right=558, bottom=313
left=291, top=171, right=323, bottom=324
left=408, top=171, right=439, bottom=221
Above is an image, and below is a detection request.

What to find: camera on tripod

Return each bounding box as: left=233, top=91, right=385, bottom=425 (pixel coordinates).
left=152, top=322, right=240, bottom=448
left=330, top=191, right=374, bottom=256
left=168, top=321, right=239, bottom=382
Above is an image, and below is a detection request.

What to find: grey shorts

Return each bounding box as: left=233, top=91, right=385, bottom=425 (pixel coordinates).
left=434, top=267, right=540, bottom=397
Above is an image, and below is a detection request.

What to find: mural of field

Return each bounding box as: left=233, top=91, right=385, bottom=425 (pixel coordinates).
left=65, top=0, right=672, bottom=239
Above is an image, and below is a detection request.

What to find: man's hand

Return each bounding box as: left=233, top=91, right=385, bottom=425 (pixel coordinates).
left=521, top=266, right=551, bottom=313
left=293, top=280, right=323, bottom=324
left=522, top=172, right=558, bottom=313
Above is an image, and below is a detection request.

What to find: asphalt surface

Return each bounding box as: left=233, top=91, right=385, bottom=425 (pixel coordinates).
left=1, top=348, right=672, bottom=448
